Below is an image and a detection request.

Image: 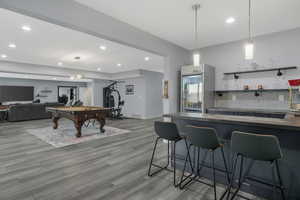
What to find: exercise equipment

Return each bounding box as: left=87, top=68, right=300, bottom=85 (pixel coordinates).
left=103, top=81, right=124, bottom=119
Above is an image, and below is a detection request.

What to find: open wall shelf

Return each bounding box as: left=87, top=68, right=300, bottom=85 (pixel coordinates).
left=215, top=88, right=294, bottom=97
left=224, top=66, right=297, bottom=79
left=215, top=89, right=291, bottom=93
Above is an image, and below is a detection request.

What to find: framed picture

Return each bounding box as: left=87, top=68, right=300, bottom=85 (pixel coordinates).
left=163, top=80, right=169, bottom=99
left=125, top=85, right=134, bottom=95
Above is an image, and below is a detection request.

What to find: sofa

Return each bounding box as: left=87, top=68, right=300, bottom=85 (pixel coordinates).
left=7, top=102, right=64, bottom=122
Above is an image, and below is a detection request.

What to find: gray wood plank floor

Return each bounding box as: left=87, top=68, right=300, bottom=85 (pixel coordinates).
left=0, top=118, right=260, bottom=200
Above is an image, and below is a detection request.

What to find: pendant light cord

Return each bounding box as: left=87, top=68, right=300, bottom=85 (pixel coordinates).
left=195, top=6, right=198, bottom=48
left=193, top=4, right=200, bottom=49
left=248, top=0, right=252, bottom=42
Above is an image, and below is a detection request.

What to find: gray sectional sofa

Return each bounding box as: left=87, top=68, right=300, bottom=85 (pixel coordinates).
left=7, top=102, right=63, bottom=122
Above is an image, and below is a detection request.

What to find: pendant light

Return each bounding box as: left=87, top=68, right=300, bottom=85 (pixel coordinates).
left=192, top=4, right=201, bottom=67
left=245, top=0, right=254, bottom=60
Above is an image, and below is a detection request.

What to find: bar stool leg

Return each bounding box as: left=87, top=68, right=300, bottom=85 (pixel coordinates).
left=197, top=147, right=201, bottom=176
left=230, top=155, right=244, bottom=200
left=179, top=143, right=194, bottom=189
left=173, top=141, right=177, bottom=187
left=275, top=160, right=286, bottom=200
left=211, top=150, right=217, bottom=200
left=148, top=137, right=170, bottom=177
left=225, top=154, right=239, bottom=200
left=221, top=147, right=230, bottom=183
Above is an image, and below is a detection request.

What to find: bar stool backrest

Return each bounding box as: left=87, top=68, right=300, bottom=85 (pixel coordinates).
left=185, top=126, right=220, bottom=150
left=231, top=131, right=283, bottom=161
left=173, top=119, right=189, bottom=137
left=154, top=121, right=181, bottom=141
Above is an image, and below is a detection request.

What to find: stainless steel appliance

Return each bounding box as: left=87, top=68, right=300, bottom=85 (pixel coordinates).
left=180, top=65, right=215, bottom=113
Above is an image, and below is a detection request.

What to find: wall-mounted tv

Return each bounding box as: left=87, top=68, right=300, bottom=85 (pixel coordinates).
left=0, top=86, right=34, bottom=102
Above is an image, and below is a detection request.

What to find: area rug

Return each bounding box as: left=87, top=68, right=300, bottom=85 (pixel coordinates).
left=26, top=123, right=130, bottom=148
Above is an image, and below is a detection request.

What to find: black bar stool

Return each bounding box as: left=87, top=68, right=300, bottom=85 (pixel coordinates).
left=179, top=126, right=230, bottom=200
left=225, top=131, right=285, bottom=200
left=147, top=121, right=193, bottom=187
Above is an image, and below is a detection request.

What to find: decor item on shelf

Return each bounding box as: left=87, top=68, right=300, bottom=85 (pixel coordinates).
left=234, top=73, right=239, bottom=79
left=244, top=0, right=254, bottom=60
left=254, top=90, right=260, bottom=97
left=163, top=80, right=169, bottom=99
left=192, top=4, right=201, bottom=67
left=257, top=84, right=263, bottom=90
left=243, top=85, right=249, bottom=90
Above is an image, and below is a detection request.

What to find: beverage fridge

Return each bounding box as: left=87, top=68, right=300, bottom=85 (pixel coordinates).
left=180, top=65, right=215, bottom=113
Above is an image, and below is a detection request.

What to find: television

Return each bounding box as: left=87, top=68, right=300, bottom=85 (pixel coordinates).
left=0, top=86, right=34, bottom=102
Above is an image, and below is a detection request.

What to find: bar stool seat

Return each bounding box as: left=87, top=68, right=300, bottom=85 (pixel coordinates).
left=147, top=121, right=193, bottom=187
left=224, top=131, right=285, bottom=200
left=179, top=126, right=230, bottom=200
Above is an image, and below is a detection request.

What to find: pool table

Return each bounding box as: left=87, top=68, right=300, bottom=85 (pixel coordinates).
left=46, top=106, right=110, bottom=137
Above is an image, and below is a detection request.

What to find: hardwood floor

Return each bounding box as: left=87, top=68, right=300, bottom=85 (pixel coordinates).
left=0, top=118, right=259, bottom=200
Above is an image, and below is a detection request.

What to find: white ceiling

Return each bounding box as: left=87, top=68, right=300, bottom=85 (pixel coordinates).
left=0, top=8, right=164, bottom=73
left=75, top=0, right=300, bottom=50
left=0, top=72, right=93, bottom=83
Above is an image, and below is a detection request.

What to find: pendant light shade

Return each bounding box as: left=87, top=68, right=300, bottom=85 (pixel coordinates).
left=245, top=0, right=254, bottom=60
left=245, top=41, right=254, bottom=60
left=192, top=4, right=201, bottom=66
left=193, top=52, right=200, bottom=67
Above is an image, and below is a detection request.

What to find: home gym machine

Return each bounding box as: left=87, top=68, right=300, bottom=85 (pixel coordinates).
left=103, top=81, right=125, bottom=119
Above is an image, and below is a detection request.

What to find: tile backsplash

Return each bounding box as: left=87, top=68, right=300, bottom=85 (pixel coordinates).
left=215, top=91, right=289, bottom=110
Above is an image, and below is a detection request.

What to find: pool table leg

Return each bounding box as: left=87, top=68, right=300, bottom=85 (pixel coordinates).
left=97, top=117, right=106, bottom=133
left=52, top=117, right=60, bottom=129
left=74, top=120, right=84, bottom=138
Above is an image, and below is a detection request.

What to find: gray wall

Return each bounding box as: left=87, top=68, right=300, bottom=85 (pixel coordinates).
left=118, top=70, right=163, bottom=119
left=0, top=77, right=87, bottom=103
left=144, top=71, right=164, bottom=118
left=88, top=80, right=110, bottom=107
left=0, top=0, right=190, bottom=114
left=197, top=28, right=300, bottom=110
left=118, top=77, right=146, bottom=119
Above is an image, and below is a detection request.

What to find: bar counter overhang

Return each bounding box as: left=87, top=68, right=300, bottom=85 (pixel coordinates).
left=166, top=112, right=300, bottom=200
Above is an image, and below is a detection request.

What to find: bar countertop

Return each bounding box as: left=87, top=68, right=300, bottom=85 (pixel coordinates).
left=166, top=112, right=300, bottom=131
left=169, top=112, right=300, bottom=199
left=207, top=107, right=288, bottom=114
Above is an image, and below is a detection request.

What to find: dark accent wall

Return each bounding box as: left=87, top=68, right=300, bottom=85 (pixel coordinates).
left=0, top=86, right=34, bottom=102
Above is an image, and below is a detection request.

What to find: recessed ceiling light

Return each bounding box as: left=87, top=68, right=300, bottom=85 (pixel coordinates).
left=52, top=77, right=57, bottom=80
left=117, top=63, right=122, bottom=67
left=144, top=57, right=150, bottom=61
left=99, top=45, right=107, bottom=50
left=8, top=43, right=16, bottom=48
left=97, top=67, right=101, bottom=71
left=70, top=76, right=75, bottom=80
left=57, top=62, right=63, bottom=66
left=21, top=25, right=31, bottom=32
left=1, top=54, right=7, bottom=58
left=226, top=17, right=235, bottom=24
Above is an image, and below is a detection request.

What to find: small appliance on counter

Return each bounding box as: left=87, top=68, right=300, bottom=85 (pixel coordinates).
left=180, top=65, right=215, bottom=113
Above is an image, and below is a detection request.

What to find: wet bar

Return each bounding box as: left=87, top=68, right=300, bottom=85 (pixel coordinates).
left=167, top=112, right=300, bottom=200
